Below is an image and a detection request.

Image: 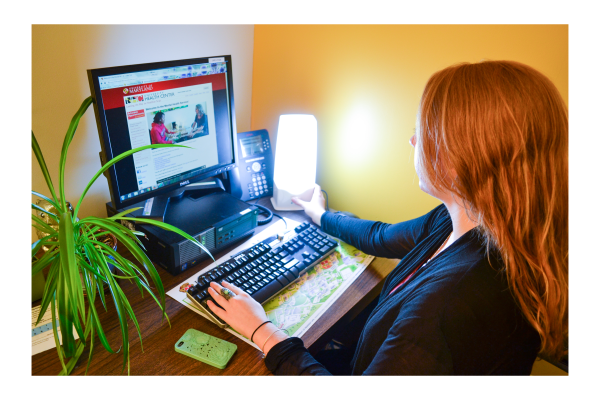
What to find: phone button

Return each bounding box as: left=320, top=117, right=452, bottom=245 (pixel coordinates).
left=252, top=162, right=261, bottom=172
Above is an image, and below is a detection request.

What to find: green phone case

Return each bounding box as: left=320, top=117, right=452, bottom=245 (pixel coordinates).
left=174, top=328, right=237, bottom=369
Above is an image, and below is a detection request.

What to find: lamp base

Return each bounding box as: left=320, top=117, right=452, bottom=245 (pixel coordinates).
left=270, top=184, right=310, bottom=211
left=270, top=196, right=302, bottom=211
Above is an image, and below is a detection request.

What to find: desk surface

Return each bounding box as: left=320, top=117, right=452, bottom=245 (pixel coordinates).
left=31, top=198, right=398, bottom=375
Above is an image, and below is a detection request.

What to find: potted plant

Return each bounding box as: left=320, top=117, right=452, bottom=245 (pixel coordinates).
left=32, top=96, right=211, bottom=375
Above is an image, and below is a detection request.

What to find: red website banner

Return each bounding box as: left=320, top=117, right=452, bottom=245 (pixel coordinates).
left=127, top=109, right=145, bottom=120
left=100, top=74, right=227, bottom=110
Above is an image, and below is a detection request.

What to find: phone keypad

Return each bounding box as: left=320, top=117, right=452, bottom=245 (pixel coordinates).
left=248, top=172, right=270, bottom=199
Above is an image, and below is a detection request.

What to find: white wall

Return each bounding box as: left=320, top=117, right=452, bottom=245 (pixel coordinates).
left=32, top=25, right=254, bottom=242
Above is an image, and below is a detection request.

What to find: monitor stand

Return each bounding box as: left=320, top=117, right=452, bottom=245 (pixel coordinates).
left=133, top=177, right=225, bottom=223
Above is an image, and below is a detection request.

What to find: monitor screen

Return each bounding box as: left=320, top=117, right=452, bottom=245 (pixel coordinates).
left=87, top=55, right=237, bottom=211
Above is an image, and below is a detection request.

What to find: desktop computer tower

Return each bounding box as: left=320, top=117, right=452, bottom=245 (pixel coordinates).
left=106, top=192, right=259, bottom=275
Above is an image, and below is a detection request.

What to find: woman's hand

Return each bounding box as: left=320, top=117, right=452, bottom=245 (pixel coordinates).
left=206, top=281, right=289, bottom=354
left=291, top=184, right=327, bottom=226
left=206, top=281, right=269, bottom=338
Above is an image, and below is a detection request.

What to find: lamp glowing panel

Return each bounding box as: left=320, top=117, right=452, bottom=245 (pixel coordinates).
left=270, top=114, right=317, bottom=210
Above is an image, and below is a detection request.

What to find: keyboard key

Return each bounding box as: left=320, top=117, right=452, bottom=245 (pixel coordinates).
left=284, top=270, right=297, bottom=282
left=277, top=275, right=290, bottom=285
left=253, top=280, right=285, bottom=303
left=295, top=262, right=306, bottom=272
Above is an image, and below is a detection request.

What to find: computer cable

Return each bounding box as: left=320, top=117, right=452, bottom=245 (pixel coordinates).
left=321, top=189, right=329, bottom=211
left=250, top=202, right=287, bottom=229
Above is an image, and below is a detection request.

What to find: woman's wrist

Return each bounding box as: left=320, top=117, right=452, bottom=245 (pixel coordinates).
left=253, top=323, right=289, bottom=356
left=310, top=209, right=326, bottom=226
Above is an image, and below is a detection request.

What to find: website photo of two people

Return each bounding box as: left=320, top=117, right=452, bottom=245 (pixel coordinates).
left=149, top=103, right=208, bottom=145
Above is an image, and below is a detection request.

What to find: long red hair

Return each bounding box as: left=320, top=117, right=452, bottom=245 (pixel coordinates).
left=417, top=61, right=568, bottom=360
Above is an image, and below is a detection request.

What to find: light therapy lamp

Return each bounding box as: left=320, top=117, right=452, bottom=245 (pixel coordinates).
left=270, top=114, right=318, bottom=211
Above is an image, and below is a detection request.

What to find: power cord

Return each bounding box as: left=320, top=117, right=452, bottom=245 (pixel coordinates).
left=250, top=201, right=287, bottom=229
left=321, top=189, right=329, bottom=211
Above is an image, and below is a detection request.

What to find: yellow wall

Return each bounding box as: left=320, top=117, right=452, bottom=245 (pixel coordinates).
left=251, top=25, right=568, bottom=222
left=32, top=25, right=255, bottom=242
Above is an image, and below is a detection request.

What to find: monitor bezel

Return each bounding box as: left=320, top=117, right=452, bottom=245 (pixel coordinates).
left=87, top=55, right=238, bottom=211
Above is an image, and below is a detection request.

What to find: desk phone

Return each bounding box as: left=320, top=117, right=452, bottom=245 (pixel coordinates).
left=229, top=129, right=274, bottom=201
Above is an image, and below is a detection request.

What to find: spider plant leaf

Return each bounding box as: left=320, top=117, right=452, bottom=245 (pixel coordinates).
left=35, top=259, right=59, bottom=326
left=98, top=260, right=129, bottom=371
left=118, top=216, right=214, bottom=260
left=92, top=241, right=147, bottom=294
left=77, top=250, right=109, bottom=311
left=85, top=324, right=95, bottom=375
left=109, top=207, right=143, bottom=219
left=32, top=249, right=59, bottom=277
left=57, top=341, right=86, bottom=376
left=78, top=218, right=145, bottom=249
left=57, top=211, right=79, bottom=358
left=50, top=296, right=68, bottom=375
left=81, top=265, right=116, bottom=354
left=60, top=212, right=86, bottom=322
left=82, top=219, right=165, bottom=306
left=74, top=253, right=106, bottom=283
left=32, top=234, right=58, bottom=257
left=114, top=283, right=144, bottom=352
left=32, top=214, right=57, bottom=234
left=135, top=277, right=170, bottom=324
left=56, top=269, right=76, bottom=359
left=58, top=97, right=93, bottom=211
left=32, top=132, right=59, bottom=206
left=32, top=203, right=59, bottom=224
left=31, top=190, right=61, bottom=211
left=73, top=142, right=191, bottom=220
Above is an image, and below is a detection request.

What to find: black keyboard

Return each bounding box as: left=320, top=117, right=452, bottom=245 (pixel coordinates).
left=186, top=221, right=338, bottom=328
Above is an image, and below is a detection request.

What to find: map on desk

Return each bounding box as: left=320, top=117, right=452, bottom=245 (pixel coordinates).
left=167, top=217, right=374, bottom=350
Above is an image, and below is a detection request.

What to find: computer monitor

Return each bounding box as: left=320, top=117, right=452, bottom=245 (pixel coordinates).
left=87, top=55, right=237, bottom=212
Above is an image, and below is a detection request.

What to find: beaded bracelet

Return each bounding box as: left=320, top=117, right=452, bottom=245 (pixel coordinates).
left=251, top=321, right=272, bottom=343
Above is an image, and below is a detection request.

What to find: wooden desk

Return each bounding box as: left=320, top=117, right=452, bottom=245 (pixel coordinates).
left=31, top=198, right=398, bottom=375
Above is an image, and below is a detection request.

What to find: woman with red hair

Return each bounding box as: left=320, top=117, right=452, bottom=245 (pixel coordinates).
left=203, top=61, right=568, bottom=375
